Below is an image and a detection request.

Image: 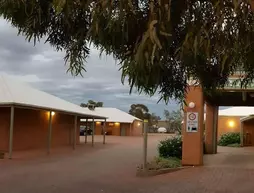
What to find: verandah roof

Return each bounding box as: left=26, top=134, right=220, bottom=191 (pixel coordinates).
left=0, top=74, right=107, bottom=119
left=81, top=107, right=141, bottom=123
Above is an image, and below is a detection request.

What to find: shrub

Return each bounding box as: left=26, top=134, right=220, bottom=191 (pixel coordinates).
left=218, top=132, right=240, bottom=146
left=154, top=157, right=181, bottom=169
left=227, top=143, right=241, bottom=148
left=147, top=157, right=181, bottom=170
left=158, top=136, right=182, bottom=159
left=158, top=135, right=207, bottom=159
left=138, top=157, right=181, bottom=170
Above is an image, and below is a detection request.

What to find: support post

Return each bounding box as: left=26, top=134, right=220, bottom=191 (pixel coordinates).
left=213, top=106, right=218, bottom=154
left=240, top=122, right=244, bottom=147
left=69, top=126, right=71, bottom=145
left=9, top=106, right=15, bottom=159
left=92, top=118, right=95, bottom=146
left=47, top=111, right=53, bottom=154
left=73, top=115, right=77, bottom=150
left=205, top=103, right=215, bottom=154
left=205, top=104, right=218, bottom=154
left=143, top=119, right=148, bottom=170
left=85, top=118, right=88, bottom=144
left=103, top=119, right=106, bottom=144
left=129, top=124, right=132, bottom=136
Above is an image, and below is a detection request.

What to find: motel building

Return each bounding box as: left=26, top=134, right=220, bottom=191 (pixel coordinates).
left=184, top=73, right=254, bottom=166
left=81, top=108, right=143, bottom=136
left=0, top=74, right=107, bottom=159
left=216, top=107, right=254, bottom=145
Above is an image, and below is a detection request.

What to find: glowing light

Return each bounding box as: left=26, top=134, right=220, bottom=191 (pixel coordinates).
left=188, top=102, right=195, bottom=108
left=96, top=121, right=101, bottom=124
left=114, top=122, right=120, bottom=126
left=228, top=120, right=235, bottom=128
left=51, top=111, right=55, bottom=116
left=137, top=122, right=141, bottom=126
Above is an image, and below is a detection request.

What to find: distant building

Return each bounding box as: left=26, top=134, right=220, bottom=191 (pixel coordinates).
left=81, top=108, right=143, bottom=136
left=196, top=107, right=254, bottom=146
left=0, top=74, right=106, bottom=159
left=216, top=107, right=254, bottom=146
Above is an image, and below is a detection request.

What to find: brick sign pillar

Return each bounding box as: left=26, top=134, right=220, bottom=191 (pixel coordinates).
left=182, top=86, right=204, bottom=166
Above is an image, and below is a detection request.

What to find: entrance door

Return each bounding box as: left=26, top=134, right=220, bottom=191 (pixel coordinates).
left=120, top=127, right=126, bottom=136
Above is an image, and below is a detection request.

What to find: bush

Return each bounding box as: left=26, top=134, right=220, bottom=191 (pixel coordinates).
left=158, top=136, right=182, bottom=159
left=146, top=157, right=181, bottom=170
left=158, top=135, right=207, bottom=159
left=227, top=143, right=241, bottom=148
left=137, top=157, right=181, bottom=171
left=218, top=132, right=240, bottom=146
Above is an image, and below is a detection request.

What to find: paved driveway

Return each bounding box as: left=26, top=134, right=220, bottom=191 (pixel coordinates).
left=0, top=135, right=254, bottom=193
left=204, top=146, right=254, bottom=169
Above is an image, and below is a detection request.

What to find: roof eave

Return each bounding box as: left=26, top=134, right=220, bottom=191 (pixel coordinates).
left=240, top=116, right=254, bottom=122
left=0, top=102, right=108, bottom=119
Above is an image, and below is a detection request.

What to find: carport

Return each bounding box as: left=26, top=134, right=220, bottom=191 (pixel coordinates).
left=0, top=75, right=107, bottom=159
left=80, top=108, right=143, bottom=136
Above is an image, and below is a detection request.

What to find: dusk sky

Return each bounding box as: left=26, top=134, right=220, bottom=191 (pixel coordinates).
left=0, top=19, right=179, bottom=118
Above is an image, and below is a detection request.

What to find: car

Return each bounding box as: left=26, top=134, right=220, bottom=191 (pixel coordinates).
left=157, top=127, right=167, bottom=133
left=80, top=126, right=93, bottom=136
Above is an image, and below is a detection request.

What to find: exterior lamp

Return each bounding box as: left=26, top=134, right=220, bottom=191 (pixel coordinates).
left=188, top=102, right=195, bottom=109
left=228, top=120, right=235, bottom=128
left=137, top=122, right=141, bottom=126
left=51, top=111, right=55, bottom=116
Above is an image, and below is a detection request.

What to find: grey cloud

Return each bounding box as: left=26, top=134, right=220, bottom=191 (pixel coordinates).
left=0, top=18, right=179, bottom=117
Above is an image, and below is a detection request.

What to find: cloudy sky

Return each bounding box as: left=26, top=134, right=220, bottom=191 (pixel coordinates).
left=0, top=19, right=179, bottom=117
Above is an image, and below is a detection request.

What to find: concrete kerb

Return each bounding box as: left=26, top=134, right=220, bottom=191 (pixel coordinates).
left=136, top=166, right=192, bottom=177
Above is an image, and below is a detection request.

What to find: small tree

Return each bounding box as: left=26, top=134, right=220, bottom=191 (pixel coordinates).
left=150, top=113, right=161, bottom=125
left=164, top=110, right=183, bottom=134
left=129, top=104, right=150, bottom=121
left=149, top=113, right=161, bottom=133
left=80, top=100, right=103, bottom=108
left=129, top=104, right=161, bottom=132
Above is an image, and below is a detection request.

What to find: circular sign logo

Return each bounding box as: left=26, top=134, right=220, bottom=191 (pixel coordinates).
left=188, top=113, right=196, bottom=121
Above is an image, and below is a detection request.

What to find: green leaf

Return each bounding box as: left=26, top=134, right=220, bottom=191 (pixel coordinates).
left=53, top=0, right=66, bottom=14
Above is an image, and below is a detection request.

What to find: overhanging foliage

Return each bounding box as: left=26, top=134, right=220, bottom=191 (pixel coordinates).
left=1, top=0, right=254, bottom=102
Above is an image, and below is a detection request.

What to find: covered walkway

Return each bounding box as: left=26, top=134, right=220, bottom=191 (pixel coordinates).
left=204, top=146, right=254, bottom=168
left=0, top=74, right=107, bottom=159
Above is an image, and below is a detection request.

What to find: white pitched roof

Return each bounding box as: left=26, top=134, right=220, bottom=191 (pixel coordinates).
left=0, top=74, right=106, bottom=119
left=81, top=107, right=141, bottom=123
left=218, top=107, right=254, bottom=117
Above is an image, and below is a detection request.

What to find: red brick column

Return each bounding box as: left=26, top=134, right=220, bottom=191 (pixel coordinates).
left=182, top=86, right=204, bottom=166
left=205, top=104, right=218, bottom=154
left=214, top=106, right=218, bottom=153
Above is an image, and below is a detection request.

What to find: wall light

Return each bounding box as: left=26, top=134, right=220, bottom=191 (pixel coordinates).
left=51, top=111, right=55, bottom=116
left=96, top=121, right=101, bottom=125
left=137, top=122, right=141, bottom=126
left=188, top=102, right=195, bottom=109
left=228, top=120, right=235, bottom=128
left=114, top=122, right=120, bottom=126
